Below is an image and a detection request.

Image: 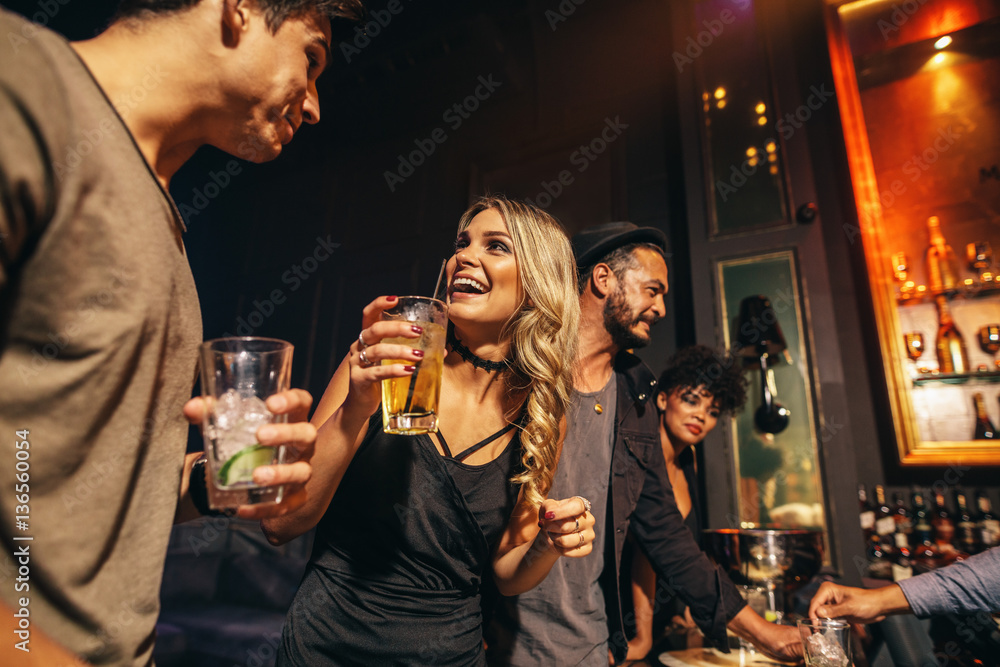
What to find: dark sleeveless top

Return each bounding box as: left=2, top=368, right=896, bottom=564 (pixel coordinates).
left=278, top=408, right=524, bottom=666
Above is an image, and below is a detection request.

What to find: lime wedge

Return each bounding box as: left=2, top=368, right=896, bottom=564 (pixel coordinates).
left=217, top=444, right=273, bottom=486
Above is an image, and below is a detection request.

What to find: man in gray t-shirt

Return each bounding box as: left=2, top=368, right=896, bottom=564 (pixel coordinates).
left=486, top=222, right=803, bottom=665
left=0, top=3, right=362, bottom=664
left=487, top=378, right=617, bottom=664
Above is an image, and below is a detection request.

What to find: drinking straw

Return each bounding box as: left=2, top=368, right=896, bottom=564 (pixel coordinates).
left=403, top=260, right=447, bottom=414
left=432, top=259, right=448, bottom=302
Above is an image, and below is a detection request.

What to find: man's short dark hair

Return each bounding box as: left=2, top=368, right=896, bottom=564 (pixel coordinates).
left=576, top=242, right=666, bottom=295
left=657, top=345, right=748, bottom=414
left=114, top=0, right=365, bottom=33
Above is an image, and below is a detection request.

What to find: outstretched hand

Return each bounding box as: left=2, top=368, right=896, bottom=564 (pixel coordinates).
left=808, top=581, right=909, bottom=624
left=183, top=389, right=315, bottom=519
left=538, top=496, right=595, bottom=557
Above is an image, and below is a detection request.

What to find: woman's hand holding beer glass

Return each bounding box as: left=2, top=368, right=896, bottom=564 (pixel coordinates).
left=347, top=295, right=444, bottom=434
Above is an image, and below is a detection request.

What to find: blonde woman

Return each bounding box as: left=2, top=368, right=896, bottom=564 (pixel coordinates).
left=264, top=195, right=594, bottom=666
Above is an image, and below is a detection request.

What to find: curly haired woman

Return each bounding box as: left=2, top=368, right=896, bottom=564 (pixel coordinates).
left=625, top=345, right=749, bottom=662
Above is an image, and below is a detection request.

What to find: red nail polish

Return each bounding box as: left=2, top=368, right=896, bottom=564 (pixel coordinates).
left=386, top=295, right=397, bottom=302
left=545, top=511, right=555, bottom=520
left=411, top=325, right=423, bottom=333
left=403, top=365, right=416, bottom=372
left=413, top=349, right=424, bottom=358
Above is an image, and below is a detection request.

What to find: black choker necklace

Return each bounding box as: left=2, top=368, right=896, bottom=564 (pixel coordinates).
left=448, top=330, right=509, bottom=373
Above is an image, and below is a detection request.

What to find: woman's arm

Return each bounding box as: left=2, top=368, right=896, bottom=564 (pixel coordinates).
left=491, top=417, right=596, bottom=595
left=491, top=493, right=594, bottom=596
left=261, top=296, right=423, bottom=545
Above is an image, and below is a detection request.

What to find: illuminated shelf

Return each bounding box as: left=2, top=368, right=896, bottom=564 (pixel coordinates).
left=896, top=283, right=1000, bottom=307
left=912, top=369, right=1000, bottom=386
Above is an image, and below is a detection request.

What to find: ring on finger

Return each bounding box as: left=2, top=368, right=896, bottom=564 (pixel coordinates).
left=574, top=517, right=580, bottom=532
left=359, top=348, right=374, bottom=368
left=358, top=331, right=369, bottom=351
left=578, top=531, right=586, bottom=547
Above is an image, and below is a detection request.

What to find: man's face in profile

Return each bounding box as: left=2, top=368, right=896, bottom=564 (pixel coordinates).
left=603, top=247, right=668, bottom=350
left=221, top=8, right=332, bottom=162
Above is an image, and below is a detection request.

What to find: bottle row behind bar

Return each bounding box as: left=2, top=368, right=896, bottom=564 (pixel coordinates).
left=858, top=484, right=999, bottom=582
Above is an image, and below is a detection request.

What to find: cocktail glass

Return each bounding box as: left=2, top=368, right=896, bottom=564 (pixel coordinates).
left=967, top=241, right=993, bottom=283
left=903, top=332, right=924, bottom=375
left=737, top=583, right=784, bottom=656
left=978, top=325, right=1000, bottom=369
left=381, top=296, right=448, bottom=434
left=199, top=337, right=293, bottom=509
left=797, top=618, right=851, bottom=667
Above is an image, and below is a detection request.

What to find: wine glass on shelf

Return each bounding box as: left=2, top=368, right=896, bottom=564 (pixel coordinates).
left=892, top=252, right=914, bottom=300
left=978, top=325, right=1000, bottom=370
left=967, top=241, right=993, bottom=285
left=903, top=332, right=924, bottom=376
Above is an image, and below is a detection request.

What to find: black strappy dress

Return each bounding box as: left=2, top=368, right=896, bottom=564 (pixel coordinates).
left=277, top=408, right=524, bottom=666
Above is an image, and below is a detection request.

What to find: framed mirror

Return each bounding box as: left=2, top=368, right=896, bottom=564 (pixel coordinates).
left=825, top=0, right=1000, bottom=464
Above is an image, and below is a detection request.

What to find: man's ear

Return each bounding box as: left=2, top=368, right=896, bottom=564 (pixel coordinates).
left=591, top=263, right=616, bottom=299
left=221, top=0, right=250, bottom=47
left=656, top=390, right=668, bottom=412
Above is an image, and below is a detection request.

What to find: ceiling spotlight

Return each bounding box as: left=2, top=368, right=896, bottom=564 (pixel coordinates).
left=934, top=35, right=952, bottom=50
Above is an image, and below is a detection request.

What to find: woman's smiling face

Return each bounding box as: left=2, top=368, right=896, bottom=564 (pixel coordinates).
left=446, top=209, right=523, bottom=336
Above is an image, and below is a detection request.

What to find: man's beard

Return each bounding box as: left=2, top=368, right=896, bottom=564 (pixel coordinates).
left=603, top=285, right=655, bottom=351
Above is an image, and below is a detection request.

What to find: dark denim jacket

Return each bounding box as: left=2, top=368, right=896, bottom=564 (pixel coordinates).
left=602, top=352, right=746, bottom=662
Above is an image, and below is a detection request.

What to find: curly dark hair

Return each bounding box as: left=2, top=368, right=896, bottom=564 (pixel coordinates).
left=114, top=0, right=365, bottom=32
left=657, top=344, right=748, bottom=415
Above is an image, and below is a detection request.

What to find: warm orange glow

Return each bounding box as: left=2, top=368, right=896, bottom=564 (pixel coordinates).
left=934, top=35, right=953, bottom=49
left=746, top=147, right=758, bottom=157
left=769, top=165, right=778, bottom=175
left=755, top=102, right=766, bottom=114
left=932, top=52, right=947, bottom=65
left=717, top=99, right=727, bottom=109
left=714, top=86, right=726, bottom=99
left=702, top=91, right=710, bottom=101
left=757, top=116, right=767, bottom=125
left=765, top=141, right=776, bottom=153
left=748, top=156, right=760, bottom=167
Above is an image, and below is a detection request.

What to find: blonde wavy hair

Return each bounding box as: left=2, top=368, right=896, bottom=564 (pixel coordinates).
left=455, top=195, right=580, bottom=508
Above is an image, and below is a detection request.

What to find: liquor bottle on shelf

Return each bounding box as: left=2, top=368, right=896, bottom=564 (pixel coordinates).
left=976, top=491, right=1000, bottom=550
left=865, top=534, right=894, bottom=580
left=931, top=490, right=956, bottom=551
left=972, top=393, right=997, bottom=439
left=925, top=215, right=959, bottom=293
left=955, top=490, right=977, bottom=554
left=874, top=485, right=896, bottom=546
left=893, top=491, right=914, bottom=549
left=934, top=296, right=969, bottom=374
left=911, top=490, right=934, bottom=545
left=858, top=483, right=875, bottom=544
left=909, top=490, right=943, bottom=572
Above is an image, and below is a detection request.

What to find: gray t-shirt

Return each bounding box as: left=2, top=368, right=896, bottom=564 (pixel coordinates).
left=0, top=10, right=201, bottom=665
left=486, top=375, right=617, bottom=666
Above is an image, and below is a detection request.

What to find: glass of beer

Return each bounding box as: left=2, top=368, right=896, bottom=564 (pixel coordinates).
left=380, top=296, right=448, bottom=434
left=199, top=337, right=293, bottom=509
